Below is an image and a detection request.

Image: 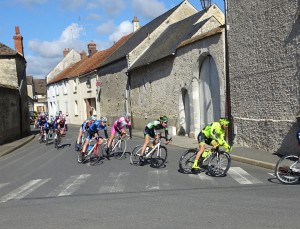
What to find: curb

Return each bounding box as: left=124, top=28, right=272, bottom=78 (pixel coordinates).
left=0, top=135, right=35, bottom=158
left=231, top=155, right=275, bottom=170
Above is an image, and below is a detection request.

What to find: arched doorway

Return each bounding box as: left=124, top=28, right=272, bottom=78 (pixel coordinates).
left=199, top=56, right=221, bottom=130
left=178, top=88, right=191, bottom=136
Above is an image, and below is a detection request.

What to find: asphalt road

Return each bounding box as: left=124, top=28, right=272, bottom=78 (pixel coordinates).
left=0, top=126, right=299, bottom=229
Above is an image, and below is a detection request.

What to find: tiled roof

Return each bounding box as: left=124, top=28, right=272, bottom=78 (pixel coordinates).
left=129, top=10, right=208, bottom=70
left=33, top=79, right=47, bottom=95
left=0, top=42, right=16, bottom=56
left=47, top=34, right=131, bottom=85
left=100, top=1, right=183, bottom=67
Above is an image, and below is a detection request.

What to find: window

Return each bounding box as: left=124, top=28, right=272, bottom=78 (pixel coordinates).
left=56, top=84, right=59, bottom=96
left=74, top=79, right=77, bottom=93
left=74, top=100, right=78, bottom=115
left=86, top=78, right=91, bottom=90
left=63, top=80, right=67, bottom=95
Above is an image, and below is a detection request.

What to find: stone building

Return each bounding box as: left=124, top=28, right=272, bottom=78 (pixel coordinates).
left=98, top=1, right=225, bottom=138
left=46, top=0, right=227, bottom=139
left=0, top=26, right=30, bottom=145
left=227, top=0, right=300, bottom=153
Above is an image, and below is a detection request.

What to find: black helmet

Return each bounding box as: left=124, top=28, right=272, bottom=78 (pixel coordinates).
left=159, top=116, right=168, bottom=122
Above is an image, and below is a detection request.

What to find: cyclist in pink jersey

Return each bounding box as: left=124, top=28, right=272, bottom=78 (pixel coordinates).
left=106, top=113, right=132, bottom=155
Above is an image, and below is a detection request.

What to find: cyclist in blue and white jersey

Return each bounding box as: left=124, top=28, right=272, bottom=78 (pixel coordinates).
left=78, top=117, right=108, bottom=163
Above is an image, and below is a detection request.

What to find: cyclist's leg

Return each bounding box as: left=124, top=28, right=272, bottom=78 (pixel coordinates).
left=94, top=137, right=104, bottom=157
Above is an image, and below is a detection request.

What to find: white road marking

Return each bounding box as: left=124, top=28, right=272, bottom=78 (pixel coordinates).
left=228, top=167, right=263, bottom=184
left=99, top=172, right=129, bottom=193
left=0, top=178, right=51, bottom=203
left=47, top=174, right=91, bottom=197
left=146, top=170, right=170, bottom=190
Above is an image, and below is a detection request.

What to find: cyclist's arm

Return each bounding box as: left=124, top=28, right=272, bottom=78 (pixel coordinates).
left=104, top=129, right=108, bottom=139
left=127, top=125, right=132, bottom=138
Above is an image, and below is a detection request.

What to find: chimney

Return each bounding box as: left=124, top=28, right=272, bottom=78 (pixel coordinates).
left=87, top=41, right=97, bottom=56
left=13, top=26, right=24, bottom=56
left=132, top=16, right=140, bottom=32
left=80, top=50, right=87, bottom=60
left=63, top=48, right=70, bottom=57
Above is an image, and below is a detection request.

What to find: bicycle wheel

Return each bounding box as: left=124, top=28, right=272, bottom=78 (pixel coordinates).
left=179, top=149, right=197, bottom=173
left=130, top=145, right=142, bottom=165
left=150, top=146, right=167, bottom=168
left=114, top=140, right=126, bottom=159
left=208, top=151, right=231, bottom=177
left=275, top=155, right=300, bottom=184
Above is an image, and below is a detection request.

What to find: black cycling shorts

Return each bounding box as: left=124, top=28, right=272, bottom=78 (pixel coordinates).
left=197, top=132, right=213, bottom=145
left=144, top=127, right=156, bottom=138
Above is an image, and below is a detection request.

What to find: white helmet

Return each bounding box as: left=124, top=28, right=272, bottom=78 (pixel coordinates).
left=100, top=116, right=107, bottom=122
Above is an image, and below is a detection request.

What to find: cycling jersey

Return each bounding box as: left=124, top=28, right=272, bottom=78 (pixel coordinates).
left=87, top=120, right=108, bottom=140
left=111, top=116, right=132, bottom=137
left=144, top=120, right=168, bottom=139
left=198, top=122, right=226, bottom=146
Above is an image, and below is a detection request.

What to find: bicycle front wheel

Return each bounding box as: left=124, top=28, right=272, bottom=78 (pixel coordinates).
left=275, top=155, right=300, bottom=185
left=179, top=149, right=197, bottom=174
left=208, top=152, right=231, bottom=177
left=150, top=146, right=167, bottom=168
left=114, top=140, right=127, bottom=159
left=130, top=145, right=142, bottom=165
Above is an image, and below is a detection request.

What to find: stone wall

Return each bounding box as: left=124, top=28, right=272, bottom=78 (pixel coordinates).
left=130, top=32, right=225, bottom=134
left=0, top=87, right=21, bottom=144
left=228, top=0, right=300, bottom=153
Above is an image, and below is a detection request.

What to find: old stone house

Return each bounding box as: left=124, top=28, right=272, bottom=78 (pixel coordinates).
left=46, top=35, right=130, bottom=123
left=0, top=26, right=30, bottom=145
left=227, top=0, right=300, bottom=154
left=33, top=78, right=47, bottom=112
left=97, top=1, right=225, bottom=138
left=46, top=0, right=226, bottom=139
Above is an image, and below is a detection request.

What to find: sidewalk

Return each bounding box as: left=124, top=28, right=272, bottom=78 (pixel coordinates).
left=0, top=126, right=279, bottom=170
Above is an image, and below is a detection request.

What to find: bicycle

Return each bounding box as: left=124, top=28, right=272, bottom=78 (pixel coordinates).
left=54, top=129, right=62, bottom=149
left=77, top=137, right=103, bottom=166
left=179, top=146, right=231, bottom=176
left=130, top=136, right=170, bottom=168
left=45, top=128, right=54, bottom=145
left=104, top=134, right=130, bottom=159
left=275, top=154, right=300, bottom=184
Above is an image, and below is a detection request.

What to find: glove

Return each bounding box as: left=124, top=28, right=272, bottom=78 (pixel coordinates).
left=223, top=143, right=231, bottom=152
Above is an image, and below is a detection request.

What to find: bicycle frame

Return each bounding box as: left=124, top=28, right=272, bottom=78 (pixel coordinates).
left=144, top=141, right=161, bottom=158
left=111, top=134, right=130, bottom=152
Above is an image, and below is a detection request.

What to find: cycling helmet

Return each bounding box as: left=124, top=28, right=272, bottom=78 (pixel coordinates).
left=159, top=116, right=169, bottom=122
left=100, top=116, right=107, bottom=122
left=219, top=118, right=230, bottom=126
left=124, top=113, right=131, bottom=117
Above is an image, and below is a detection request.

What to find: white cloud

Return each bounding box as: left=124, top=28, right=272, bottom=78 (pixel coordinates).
left=108, top=21, right=132, bottom=43
left=131, top=0, right=167, bottom=20
left=28, top=23, right=85, bottom=58
left=87, top=0, right=125, bottom=15
left=96, top=21, right=116, bottom=35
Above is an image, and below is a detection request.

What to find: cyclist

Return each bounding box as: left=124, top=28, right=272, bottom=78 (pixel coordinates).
left=75, top=116, right=95, bottom=150
left=78, top=116, right=108, bottom=163
left=192, top=118, right=231, bottom=171
left=106, top=113, right=132, bottom=155
left=139, top=116, right=171, bottom=165
left=37, top=114, right=47, bottom=140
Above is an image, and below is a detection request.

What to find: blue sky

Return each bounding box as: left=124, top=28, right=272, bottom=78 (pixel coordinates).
left=0, top=0, right=224, bottom=79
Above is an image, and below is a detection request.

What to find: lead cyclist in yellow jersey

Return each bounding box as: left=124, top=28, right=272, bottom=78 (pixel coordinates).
left=192, top=118, right=231, bottom=170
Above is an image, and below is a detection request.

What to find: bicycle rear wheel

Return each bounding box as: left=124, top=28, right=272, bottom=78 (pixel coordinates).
left=114, top=140, right=127, bottom=159
left=208, top=151, right=231, bottom=177
left=130, top=145, right=142, bottom=165
left=150, top=146, right=167, bottom=168
left=179, top=149, right=197, bottom=173
left=275, top=155, right=300, bottom=184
